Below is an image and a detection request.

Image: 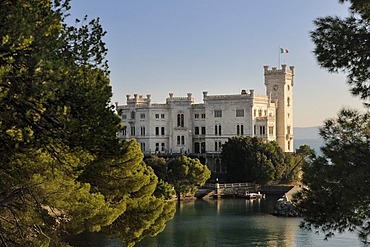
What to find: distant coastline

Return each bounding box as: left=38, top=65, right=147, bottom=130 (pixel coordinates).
left=294, top=126, right=323, bottom=155
left=294, top=138, right=323, bottom=155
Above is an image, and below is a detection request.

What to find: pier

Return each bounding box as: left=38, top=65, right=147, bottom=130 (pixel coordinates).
left=196, top=183, right=299, bottom=200
left=196, top=182, right=262, bottom=199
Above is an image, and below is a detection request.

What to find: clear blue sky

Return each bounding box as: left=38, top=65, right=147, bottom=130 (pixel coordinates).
left=69, top=0, right=364, bottom=127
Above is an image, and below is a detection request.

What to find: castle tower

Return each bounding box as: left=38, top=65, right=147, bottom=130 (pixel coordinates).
left=264, top=64, right=294, bottom=152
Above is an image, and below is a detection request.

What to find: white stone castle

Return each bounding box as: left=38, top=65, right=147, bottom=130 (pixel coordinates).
left=116, top=64, right=294, bottom=171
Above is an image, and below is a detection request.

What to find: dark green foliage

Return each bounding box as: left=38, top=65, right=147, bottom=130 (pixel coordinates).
left=167, top=156, right=211, bottom=201
left=104, top=196, right=175, bottom=247
left=0, top=1, right=174, bottom=246
left=297, top=1, right=370, bottom=244
left=153, top=179, right=176, bottom=200
left=145, top=156, right=168, bottom=181
left=145, top=156, right=176, bottom=200
left=295, top=109, right=370, bottom=244
left=282, top=145, right=316, bottom=183
left=221, top=136, right=290, bottom=184
left=146, top=155, right=211, bottom=201
left=311, top=0, right=370, bottom=106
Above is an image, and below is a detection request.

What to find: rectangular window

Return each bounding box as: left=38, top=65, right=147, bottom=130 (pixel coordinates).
left=141, top=126, right=145, bottom=136
left=161, top=114, right=165, bottom=119
left=177, top=136, right=180, bottom=145
left=155, top=127, right=159, bottom=135
left=194, top=113, right=199, bottom=119
left=194, top=142, right=200, bottom=153
left=161, top=143, right=165, bottom=151
left=195, top=127, right=199, bottom=135
left=140, top=142, right=145, bottom=151
left=237, top=125, right=240, bottom=135
left=201, top=142, right=206, bottom=153
left=177, top=113, right=184, bottom=127
left=269, top=126, right=274, bottom=135
left=161, top=127, right=165, bottom=135
left=254, top=125, right=256, bottom=135
left=122, top=114, right=127, bottom=120
left=201, top=126, right=206, bottom=135
left=259, top=126, right=266, bottom=135
left=215, top=141, right=222, bottom=152
left=201, top=113, right=206, bottom=118
left=214, top=110, right=222, bottom=118
left=241, top=125, right=244, bottom=135
left=236, top=109, right=244, bottom=117
left=131, top=126, right=135, bottom=136
left=140, top=113, right=145, bottom=119
left=155, top=143, right=159, bottom=152
left=122, top=126, right=127, bottom=136
left=215, top=125, right=221, bottom=135
left=155, top=114, right=159, bottom=119
left=181, top=135, right=185, bottom=145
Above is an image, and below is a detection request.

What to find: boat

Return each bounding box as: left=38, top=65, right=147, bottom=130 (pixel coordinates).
left=236, top=191, right=265, bottom=199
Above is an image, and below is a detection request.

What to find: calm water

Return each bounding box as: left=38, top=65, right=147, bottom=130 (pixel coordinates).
left=69, top=197, right=362, bottom=247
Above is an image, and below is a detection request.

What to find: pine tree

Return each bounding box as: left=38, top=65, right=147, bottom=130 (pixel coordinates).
left=0, top=1, right=174, bottom=246
left=294, top=1, right=370, bottom=244
left=310, top=0, right=370, bottom=106
left=167, top=156, right=211, bottom=202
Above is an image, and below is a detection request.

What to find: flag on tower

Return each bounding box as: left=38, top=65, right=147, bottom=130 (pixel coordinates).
left=280, top=48, right=289, bottom=54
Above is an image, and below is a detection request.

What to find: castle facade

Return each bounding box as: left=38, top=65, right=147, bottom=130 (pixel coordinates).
left=116, top=65, right=294, bottom=171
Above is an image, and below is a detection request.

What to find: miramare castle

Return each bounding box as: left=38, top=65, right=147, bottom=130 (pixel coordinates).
left=116, top=65, right=294, bottom=172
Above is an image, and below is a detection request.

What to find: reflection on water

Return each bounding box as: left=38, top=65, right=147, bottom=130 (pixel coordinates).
left=137, top=198, right=361, bottom=247
left=68, top=197, right=361, bottom=247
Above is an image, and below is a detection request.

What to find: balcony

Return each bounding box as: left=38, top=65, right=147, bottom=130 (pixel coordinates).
left=255, top=116, right=267, bottom=121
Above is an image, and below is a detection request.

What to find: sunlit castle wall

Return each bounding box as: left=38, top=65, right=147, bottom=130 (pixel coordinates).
left=116, top=65, right=294, bottom=170
left=264, top=64, right=294, bottom=152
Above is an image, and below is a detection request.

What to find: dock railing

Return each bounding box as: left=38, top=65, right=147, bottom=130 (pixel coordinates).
left=204, top=182, right=259, bottom=190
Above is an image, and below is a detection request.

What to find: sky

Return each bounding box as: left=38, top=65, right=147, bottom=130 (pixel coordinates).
left=68, top=0, right=365, bottom=127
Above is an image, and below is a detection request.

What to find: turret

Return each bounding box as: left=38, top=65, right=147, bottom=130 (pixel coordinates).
left=264, top=64, right=294, bottom=152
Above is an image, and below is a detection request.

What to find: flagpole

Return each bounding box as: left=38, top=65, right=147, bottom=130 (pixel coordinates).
left=278, top=46, right=281, bottom=68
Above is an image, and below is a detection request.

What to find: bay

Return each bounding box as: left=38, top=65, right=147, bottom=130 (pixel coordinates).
left=69, top=197, right=361, bottom=247
left=136, top=198, right=361, bottom=247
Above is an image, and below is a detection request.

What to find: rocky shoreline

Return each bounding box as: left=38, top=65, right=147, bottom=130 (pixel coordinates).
left=271, top=194, right=298, bottom=217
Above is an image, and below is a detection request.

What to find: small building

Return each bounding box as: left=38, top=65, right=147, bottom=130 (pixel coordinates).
left=116, top=64, right=294, bottom=172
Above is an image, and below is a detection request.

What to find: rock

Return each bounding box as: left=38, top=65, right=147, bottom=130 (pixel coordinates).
left=272, top=196, right=298, bottom=217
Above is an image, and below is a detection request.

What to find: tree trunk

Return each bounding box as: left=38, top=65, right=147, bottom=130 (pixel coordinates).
left=177, top=192, right=181, bottom=203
